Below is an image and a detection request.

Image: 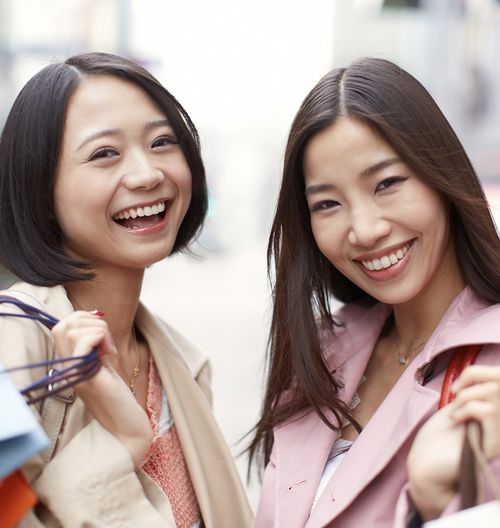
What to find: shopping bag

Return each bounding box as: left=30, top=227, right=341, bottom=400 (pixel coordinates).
left=0, top=470, right=38, bottom=528
left=0, top=360, right=48, bottom=479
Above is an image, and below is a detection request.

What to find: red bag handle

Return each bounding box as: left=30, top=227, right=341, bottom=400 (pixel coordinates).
left=438, top=344, right=481, bottom=409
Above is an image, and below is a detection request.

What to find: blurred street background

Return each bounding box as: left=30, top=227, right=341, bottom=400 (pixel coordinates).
left=2, top=0, right=500, bottom=509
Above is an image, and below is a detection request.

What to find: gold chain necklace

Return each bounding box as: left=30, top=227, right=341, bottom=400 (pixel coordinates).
left=397, top=340, right=427, bottom=365
left=116, top=326, right=140, bottom=395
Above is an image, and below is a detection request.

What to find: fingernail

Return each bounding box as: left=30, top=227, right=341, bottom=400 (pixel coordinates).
left=90, top=310, right=105, bottom=317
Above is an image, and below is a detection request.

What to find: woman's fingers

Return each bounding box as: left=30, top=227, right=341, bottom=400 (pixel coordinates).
left=452, top=380, right=500, bottom=407
left=452, top=365, right=500, bottom=392
left=451, top=399, right=496, bottom=422
left=450, top=365, right=500, bottom=460
left=52, top=310, right=110, bottom=359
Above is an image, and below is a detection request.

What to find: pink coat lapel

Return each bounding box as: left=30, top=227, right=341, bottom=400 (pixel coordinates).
left=272, top=303, right=389, bottom=528
left=307, top=352, right=438, bottom=527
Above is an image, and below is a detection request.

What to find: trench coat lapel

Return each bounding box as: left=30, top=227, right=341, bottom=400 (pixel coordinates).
left=306, top=354, right=438, bottom=527
left=137, top=306, right=251, bottom=528
left=273, top=303, right=389, bottom=528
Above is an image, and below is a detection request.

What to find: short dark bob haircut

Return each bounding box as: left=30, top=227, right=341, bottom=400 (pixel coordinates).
left=0, top=52, right=208, bottom=286
left=249, top=57, right=500, bottom=467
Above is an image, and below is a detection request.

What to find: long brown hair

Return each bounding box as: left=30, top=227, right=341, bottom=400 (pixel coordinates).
left=248, top=57, right=500, bottom=470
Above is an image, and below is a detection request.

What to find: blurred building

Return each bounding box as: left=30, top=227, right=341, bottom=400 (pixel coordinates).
left=331, top=0, right=500, bottom=221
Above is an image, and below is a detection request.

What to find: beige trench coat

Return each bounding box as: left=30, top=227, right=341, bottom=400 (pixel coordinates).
left=0, top=282, right=252, bottom=528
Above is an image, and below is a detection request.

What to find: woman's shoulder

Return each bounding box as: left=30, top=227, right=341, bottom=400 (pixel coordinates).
left=1, top=280, right=71, bottom=317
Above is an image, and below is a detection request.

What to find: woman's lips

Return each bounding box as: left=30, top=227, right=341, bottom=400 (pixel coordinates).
left=360, top=241, right=412, bottom=271
left=356, top=240, right=415, bottom=282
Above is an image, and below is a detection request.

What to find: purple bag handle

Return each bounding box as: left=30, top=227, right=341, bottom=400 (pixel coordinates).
left=0, top=295, right=101, bottom=404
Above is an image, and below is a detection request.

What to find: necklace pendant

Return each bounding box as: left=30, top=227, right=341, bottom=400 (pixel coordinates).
left=399, top=355, right=407, bottom=365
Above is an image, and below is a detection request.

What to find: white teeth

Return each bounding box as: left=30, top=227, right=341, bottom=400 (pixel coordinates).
left=380, top=256, right=391, bottom=268
left=360, top=243, right=411, bottom=271
left=113, top=201, right=166, bottom=221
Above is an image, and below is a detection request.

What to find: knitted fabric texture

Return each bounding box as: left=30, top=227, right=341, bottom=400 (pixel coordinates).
left=142, top=358, right=200, bottom=528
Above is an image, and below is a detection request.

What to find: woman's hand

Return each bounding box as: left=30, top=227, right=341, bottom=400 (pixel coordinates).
left=450, top=365, right=500, bottom=460
left=407, top=405, right=464, bottom=520
left=408, top=365, right=500, bottom=521
left=52, top=312, right=153, bottom=467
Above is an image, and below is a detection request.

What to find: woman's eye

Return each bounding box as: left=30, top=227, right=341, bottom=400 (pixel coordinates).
left=152, top=136, right=179, bottom=149
left=311, top=199, right=341, bottom=212
left=376, top=176, right=406, bottom=192
left=89, top=148, right=118, bottom=162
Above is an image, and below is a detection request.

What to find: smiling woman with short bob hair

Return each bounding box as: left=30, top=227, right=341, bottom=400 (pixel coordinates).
left=0, top=52, right=207, bottom=286
left=250, top=57, right=500, bottom=527
left=0, top=53, right=251, bottom=527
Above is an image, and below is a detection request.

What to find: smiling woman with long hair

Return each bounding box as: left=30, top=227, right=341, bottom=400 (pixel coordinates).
left=0, top=52, right=251, bottom=528
left=250, top=57, right=500, bottom=527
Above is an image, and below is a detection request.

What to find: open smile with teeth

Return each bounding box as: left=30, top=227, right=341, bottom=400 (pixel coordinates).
left=112, top=200, right=167, bottom=229
left=360, top=242, right=412, bottom=271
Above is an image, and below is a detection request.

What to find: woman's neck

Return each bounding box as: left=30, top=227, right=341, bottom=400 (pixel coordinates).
left=64, top=266, right=144, bottom=348
left=391, top=277, right=466, bottom=351
left=389, top=236, right=467, bottom=350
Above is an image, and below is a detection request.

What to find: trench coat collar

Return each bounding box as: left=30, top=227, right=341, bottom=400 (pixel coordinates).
left=135, top=304, right=252, bottom=528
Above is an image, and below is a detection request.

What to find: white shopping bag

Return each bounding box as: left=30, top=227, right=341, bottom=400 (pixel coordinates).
left=423, top=501, right=500, bottom=527
left=0, top=361, right=48, bottom=479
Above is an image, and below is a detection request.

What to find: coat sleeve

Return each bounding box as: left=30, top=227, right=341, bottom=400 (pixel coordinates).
left=28, top=421, right=168, bottom=528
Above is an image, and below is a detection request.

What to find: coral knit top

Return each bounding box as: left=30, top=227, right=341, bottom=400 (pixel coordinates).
left=141, top=358, right=201, bottom=528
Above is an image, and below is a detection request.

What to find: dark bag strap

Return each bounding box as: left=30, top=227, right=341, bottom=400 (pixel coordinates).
left=0, top=295, right=101, bottom=461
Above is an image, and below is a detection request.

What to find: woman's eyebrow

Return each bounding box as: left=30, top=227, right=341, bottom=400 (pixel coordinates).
left=305, top=157, right=403, bottom=197
left=305, top=183, right=335, bottom=197
left=359, top=157, right=402, bottom=177
left=76, top=119, right=172, bottom=152
left=77, top=128, right=121, bottom=151
left=144, top=118, right=171, bottom=131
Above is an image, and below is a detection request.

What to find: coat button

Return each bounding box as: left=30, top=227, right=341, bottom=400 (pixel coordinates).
left=287, top=479, right=307, bottom=492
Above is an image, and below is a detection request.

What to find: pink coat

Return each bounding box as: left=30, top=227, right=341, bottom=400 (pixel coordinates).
left=254, top=287, right=500, bottom=527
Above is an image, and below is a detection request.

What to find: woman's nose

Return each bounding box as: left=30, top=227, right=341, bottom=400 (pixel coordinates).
left=122, top=153, right=164, bottom=191
left=347, top=204, right=391, bottom=247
